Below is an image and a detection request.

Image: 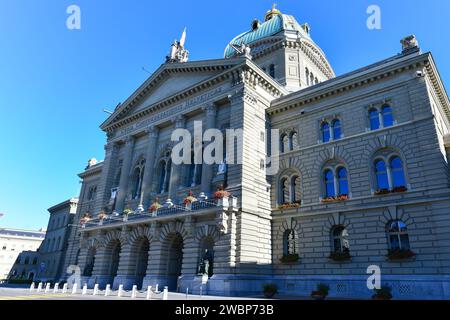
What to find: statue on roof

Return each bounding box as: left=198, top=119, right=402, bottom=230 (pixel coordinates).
left=166, top=28, right=189, bottom=63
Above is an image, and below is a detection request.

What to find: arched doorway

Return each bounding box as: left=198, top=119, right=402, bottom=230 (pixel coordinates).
left=198, top=236, right=215, bottom=278
left=83, top=247, right=96, bottom=277
left=106, top=240, right=121, bottom=285
left=163, top=233, right=184, bottom=291
left=134, top=238, right=150, bottom=290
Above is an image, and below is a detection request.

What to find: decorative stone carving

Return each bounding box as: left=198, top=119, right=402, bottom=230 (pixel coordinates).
left=401, top=35, right=419, bottom=53
left=166, top=28, right=189, bottom=63
left=216, top=211, right=229, bottom=235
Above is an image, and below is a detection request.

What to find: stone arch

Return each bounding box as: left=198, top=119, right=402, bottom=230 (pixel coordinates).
left=159, top=221, right=189, bottom=243
left=159, top=231, right=184, bottom=291
left=195, top=225, right=220, bottom=243
left=324, top=212, right=353, bottom=253
left=312, top=145, right=354, bottom=178
left=276, top=218, right=303, bottom=259
left=378, top=206, right=416, bottom=231
left=361, top=134, right=414, bottom=168
left=366, top=142, right=410, bottom=192
left=128, top=225, right=153, bottom=244
left=276, top=165, right=304, bottom=205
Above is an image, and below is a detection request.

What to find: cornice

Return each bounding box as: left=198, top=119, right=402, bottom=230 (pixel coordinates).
left=100, top=59, right=242, bottom=130
left=102, top=59, right=287, bottom=133
left=424, top=54, right=450, bottom=122
left=268, top=52, right=430, bottom=116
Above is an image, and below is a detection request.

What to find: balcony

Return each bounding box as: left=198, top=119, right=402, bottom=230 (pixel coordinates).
left=80, top=196, right=238, bottom=231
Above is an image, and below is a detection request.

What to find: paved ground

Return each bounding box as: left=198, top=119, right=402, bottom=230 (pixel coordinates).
left=0, top=286, right=265, bottom=301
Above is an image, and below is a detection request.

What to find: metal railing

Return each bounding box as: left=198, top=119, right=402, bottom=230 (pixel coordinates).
left=82, top=199, right=219, bottom=229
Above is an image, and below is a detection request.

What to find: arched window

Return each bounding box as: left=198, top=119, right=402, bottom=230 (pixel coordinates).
left=324, top=169, right=335, bottom=198
left=387, top=220, right=410, bottom=250
left=315, top=77, right=319, bottom=85
left=157, top=154, right=171, bottom=194
left=310, top=73, right=314, bottom=86
left=321, top=122, right=330, bottom=143
left=131, top=158, right=146, bottom=199
left=289, top=132, right=298, bottom=151
left=290, top=176, right=300, bottom=203
left=283, top=229, right=297, bottom=255
left=280, top=178, right=289, bottom=204
left=375, top=160, right=389, bottom=190
left=390, top=156, right=406, bottom=188
left=332, top=226, right=350, bottom=253
left=280, top=134, right=289, bottom=153
left=382, top=105, right=394, bottom=127
left=369, top=108, right=380, bottom=130
left=305, top=68, right=310, bottom=85
left=337, top=167, right=348, bottom=196
left=332, top=119, right=342, bottom=140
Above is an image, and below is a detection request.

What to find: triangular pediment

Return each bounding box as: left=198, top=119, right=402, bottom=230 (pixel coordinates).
left=101, top=59, right=242, bottom=130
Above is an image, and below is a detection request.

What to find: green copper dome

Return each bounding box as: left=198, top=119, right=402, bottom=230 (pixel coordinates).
left=224, top=13, right=310, bottom=58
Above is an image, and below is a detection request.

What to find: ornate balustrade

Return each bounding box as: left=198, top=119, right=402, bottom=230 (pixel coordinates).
left=81, top=197, right=237, bottom=230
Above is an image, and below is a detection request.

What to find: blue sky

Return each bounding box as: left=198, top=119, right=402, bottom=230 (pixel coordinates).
left=0, top=0, right=449, bottom=230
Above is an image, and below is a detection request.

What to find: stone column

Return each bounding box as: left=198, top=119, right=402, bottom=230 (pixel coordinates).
left=93, top=142, right=119, bottom=215
left=200, top=103, right=217, bottom=195
left=140, top=126, right=160, bottom=209
left=168, top=115, right=186, bottom=200
left=115, top=136, right=136, bottom=214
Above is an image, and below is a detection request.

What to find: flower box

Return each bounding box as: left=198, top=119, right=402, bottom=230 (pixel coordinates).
left=387, top=249, right=416, bottom=261
left=280, top=254, right=300, bottom=263
left=392, top=186, right=408, bottom=193
left=214, top=186, right=231, bottom=199
left=374, top=189, right=390, bottom=195
left=149, top=199, right=162, bottom=215
left=310, top=283, right=329, bottom=300
left=372, top=286, right=392, bottom=300
left=329, top=251, right=352, bottom=262
left=262, top=284, right=278, bottom=298
left=321, top=195, right=349, bottom=203
left=278, top=203, right=301, bottom=210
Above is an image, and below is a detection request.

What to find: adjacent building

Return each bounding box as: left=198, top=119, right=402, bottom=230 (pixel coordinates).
left=35, top=198, right=78, bottom=282
left=0, top=228, right=45, bottom=280
left=57, top=7, right=450, bottom=299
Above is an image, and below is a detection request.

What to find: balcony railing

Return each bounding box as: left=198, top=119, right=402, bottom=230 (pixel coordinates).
left=81, top=197, right=236, bottom=230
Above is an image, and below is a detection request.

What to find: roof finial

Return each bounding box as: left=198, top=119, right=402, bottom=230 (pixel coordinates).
left=265, top=3, right=282, bottom=21
left=165, top=27, right=189, bottom=63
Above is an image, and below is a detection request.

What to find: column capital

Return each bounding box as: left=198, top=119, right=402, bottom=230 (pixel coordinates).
left=147, top=126, right=160, bottom=138
left=202, top=103, right=217, bottom=117
left=228, top=87, right=257, bottom=105
left=123, top=135, right=135, bottom=146
left=171, top=114, right=186, bottom=128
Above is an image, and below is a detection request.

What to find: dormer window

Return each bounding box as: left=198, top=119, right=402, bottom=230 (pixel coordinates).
left=252, top=19, right=261, bottom=31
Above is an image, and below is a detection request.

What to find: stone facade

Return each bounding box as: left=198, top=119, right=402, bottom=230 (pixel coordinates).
left=59, top=8, right=450, bottom=299
left=35, top=198, right=78, bottom=282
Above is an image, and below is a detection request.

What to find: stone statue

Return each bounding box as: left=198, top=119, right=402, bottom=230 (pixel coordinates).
left=198, top=249, right=214, bottom=276
left=401, top=35, right=419, bottom=53
left=217, top=158, right=227, bottom=175
left=166, top=28, right=189, bottom=63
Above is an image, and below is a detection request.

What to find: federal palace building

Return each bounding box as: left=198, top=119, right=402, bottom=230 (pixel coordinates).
left=58, top=7, right=450, bottom=299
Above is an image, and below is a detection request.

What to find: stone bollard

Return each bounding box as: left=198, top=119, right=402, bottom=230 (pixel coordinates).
left=54, top=283, right=59, bottom=293
left=186, top=288, right=189, bottom=299
left=62, top=283, right=68, bottom=294
left=131, top=285, right=138, bottom=299
left=155, top=284, right=159, bottom=293
left=45, top=283, right=51, bottom=293
left=118, top=284, right=124, bottom=297
left=37, top=282, right=43, bottom=293
left=93, top=284, right=99, bottom=296
left=71, top=283, right=78, bottom=294
left=162, top=286, right=168, bottom=300
left=29, top=282, right=35, bottom=292
left=82, top=283, right=88, bottom=295
left=146, top=286, right=152, bottom=300
left=105, top=284, right=111, bottom=296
